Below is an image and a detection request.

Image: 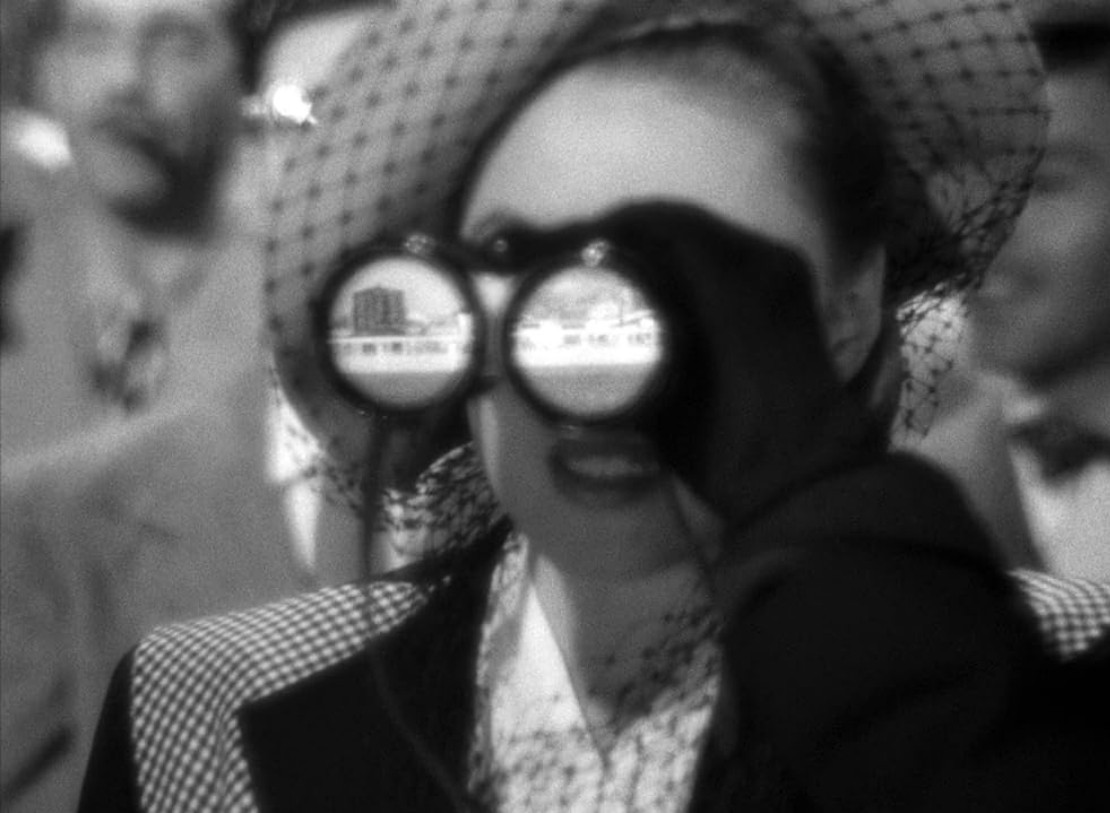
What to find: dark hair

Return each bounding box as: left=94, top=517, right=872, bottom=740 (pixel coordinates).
left=1033, top=18, right=1110, bottom=77
left=584, top=25, right=895, bottom=277
left=451, top=22, right=894, bottom=282
left=229, top=0, right=277, bottom=91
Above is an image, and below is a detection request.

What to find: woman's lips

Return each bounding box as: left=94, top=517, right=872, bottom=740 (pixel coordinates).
left=548, top=429, right=662, bottom=506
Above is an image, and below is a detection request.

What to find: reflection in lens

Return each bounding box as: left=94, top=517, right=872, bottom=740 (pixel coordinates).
left=510, top=265, right=665, bottom=420
left=326, top=255, right=475, bottom=410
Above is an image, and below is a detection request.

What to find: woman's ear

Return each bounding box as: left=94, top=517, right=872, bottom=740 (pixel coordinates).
left=824, top=245, right=886, bottom=380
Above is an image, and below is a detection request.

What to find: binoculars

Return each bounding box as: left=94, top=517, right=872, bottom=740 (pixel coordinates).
left=314, top=232, right=680, bottom=426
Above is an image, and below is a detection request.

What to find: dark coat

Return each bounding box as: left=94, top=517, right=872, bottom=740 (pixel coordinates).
left=77, top=455, right=1108, bottom=812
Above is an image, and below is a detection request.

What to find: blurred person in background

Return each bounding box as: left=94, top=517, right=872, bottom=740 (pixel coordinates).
left=920, top=0, right=1110, bottom=664
left=0, top=0, right=267, bottom=457
left=0, top=3, right=389, bottom=812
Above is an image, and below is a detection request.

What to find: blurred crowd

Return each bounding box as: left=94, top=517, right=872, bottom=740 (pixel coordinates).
left=0, top=0, right=1107, bottom=811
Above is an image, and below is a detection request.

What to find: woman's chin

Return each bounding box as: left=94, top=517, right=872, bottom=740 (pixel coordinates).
left=512, top=476, right=697, bottom=580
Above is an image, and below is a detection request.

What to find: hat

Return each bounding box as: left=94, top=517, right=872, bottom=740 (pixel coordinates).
left=264, top=0, right=1047, bottom=499
left=1018, top=0, right=1110, bottom=69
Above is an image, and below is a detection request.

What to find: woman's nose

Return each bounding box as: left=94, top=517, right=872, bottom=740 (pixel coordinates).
left=473, top=273, right=512, bottom=383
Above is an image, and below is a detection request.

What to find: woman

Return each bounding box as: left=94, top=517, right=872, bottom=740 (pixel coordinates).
left=78, top=2, right=1104, bottom=811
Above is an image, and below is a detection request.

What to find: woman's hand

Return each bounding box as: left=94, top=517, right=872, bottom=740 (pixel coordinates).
left=595, top=202, right=876, bottom=533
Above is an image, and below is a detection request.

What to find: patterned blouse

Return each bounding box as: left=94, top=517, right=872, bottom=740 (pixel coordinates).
left=467, top=532, right=722, bottom=812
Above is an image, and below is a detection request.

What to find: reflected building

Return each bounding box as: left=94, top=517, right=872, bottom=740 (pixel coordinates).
left=352, top=285, right=407, bottom=335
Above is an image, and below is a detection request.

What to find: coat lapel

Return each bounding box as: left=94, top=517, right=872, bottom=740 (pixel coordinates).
left=239, top=529, right=506, bottom=813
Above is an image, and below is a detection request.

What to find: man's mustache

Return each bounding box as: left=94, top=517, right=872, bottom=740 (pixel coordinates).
left=89, top=107, right=178, bottom=167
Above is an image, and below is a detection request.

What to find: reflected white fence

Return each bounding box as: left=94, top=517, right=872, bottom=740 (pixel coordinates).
left=331, top=323, right=662, bottom=374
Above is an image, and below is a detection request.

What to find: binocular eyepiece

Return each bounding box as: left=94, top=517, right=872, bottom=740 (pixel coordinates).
left=314, top=232, right=679, bottom=426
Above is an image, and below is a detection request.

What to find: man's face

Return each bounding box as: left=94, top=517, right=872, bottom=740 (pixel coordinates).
left=45, top=0, right=242, bottom=223
left=971, top=69, right=1110, bottom=386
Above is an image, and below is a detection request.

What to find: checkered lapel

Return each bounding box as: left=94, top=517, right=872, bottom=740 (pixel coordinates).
left=127, top=524, right=508, bottom=813
left=240, top=549, right=498, bottom=812
left=1012, top=571, right=1110, bottom=661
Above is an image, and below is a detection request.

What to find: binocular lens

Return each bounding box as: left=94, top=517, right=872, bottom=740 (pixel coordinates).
left=323, top=251, right=668, bottom=421
left=326, top=256, right=477, bottom=411
left=509, top=265, right=666, bottom=421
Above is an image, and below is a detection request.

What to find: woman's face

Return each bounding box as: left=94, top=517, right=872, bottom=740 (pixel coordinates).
left=458, top=67, right=866, bottom=577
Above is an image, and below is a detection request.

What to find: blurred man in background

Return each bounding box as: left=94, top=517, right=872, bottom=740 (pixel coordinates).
left=921, top=0, right=1110, bottom=660
left=0, top=0, right=269, bottom=457
left=970, top=0, right=1110, bottom=578
left=0, top=2, right=389, bottom=811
